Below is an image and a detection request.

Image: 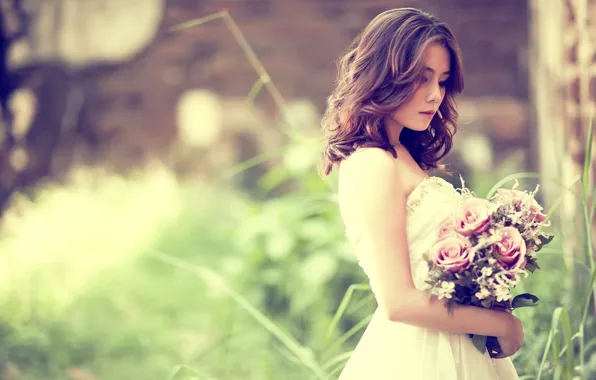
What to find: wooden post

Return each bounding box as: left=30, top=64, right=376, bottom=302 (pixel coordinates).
left=530, top=0, right=596, bottom=315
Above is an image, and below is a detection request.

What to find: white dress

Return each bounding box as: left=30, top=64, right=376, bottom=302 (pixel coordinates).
left=340, top=176, right=519, bottom=380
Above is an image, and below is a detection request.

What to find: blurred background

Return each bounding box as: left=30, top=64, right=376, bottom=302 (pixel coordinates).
left=0, top=0, right=595, bottom=379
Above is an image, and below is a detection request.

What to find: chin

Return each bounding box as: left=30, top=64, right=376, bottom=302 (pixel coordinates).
left=407, top=124, right=431, bottom=132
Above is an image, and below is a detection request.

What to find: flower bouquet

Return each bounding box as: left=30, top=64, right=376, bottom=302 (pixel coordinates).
left=423, top=178, right=554, bottom=354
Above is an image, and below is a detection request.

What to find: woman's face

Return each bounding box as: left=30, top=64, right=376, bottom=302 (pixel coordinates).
left=388, top=42, right=451, bottom=133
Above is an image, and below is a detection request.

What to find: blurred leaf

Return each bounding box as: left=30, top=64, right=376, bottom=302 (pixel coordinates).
left=322, top=313, right=373, bottom=359
left=283, top=140, right=320, bottom=176
left=535, top=235, right=554, bottom=253
left=300, top=219, right=335, bottom=243
left=169, top=365, right=204, bottom=380
left=167, top=12, right=226, bottom=32
left=582, top=117, right=594, bottom=201
left=260, top=267, right=283, bottom=285
left=265, top=228, right=295, bottom=261
left=300, top=253, right=337, bottom=288
left=537, top=307, right=574, bottom=380
left=258, top=165, right=291, bottom=192
left=524, top=258, right=540, bottom=273
left=324, top=283, right=370, bottom=341
left=512, top=293, right=540, bottom=309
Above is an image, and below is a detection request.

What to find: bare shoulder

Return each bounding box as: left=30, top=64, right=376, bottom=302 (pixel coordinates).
left=340, top=147, right=397, bottom=177
left=338, top=147, right=407, bottom=206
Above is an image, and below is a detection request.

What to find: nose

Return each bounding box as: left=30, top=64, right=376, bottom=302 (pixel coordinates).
left=426, top=83, right=442, bottom=104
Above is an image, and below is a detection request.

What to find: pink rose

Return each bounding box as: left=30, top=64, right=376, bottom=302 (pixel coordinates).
left=495, top=189, right=547, bottom=222
left=493, top=227, right=527, bottom=272
left=432, top=236, right=473, bottom=274
left=454, top=198, right=493, bottom=236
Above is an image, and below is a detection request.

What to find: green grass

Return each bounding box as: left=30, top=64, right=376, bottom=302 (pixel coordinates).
left=0, top=127, right=594, bottom=379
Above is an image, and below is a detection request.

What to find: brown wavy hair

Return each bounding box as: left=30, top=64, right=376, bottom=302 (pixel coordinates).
left=319, top=8, right=464, bottom=177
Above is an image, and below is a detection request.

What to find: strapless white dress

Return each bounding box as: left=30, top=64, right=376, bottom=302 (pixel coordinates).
left=340, top=176, right=519, bottom=380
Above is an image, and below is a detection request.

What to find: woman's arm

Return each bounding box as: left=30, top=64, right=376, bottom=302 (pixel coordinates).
left=339, top=147, right=511, bottom=338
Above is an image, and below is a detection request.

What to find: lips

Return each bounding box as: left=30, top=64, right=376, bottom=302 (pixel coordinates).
left=420, top=111, right=435, bottom=118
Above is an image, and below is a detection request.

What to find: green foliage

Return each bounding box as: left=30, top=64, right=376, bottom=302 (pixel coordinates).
left=0, top=116, right=594, bottom=379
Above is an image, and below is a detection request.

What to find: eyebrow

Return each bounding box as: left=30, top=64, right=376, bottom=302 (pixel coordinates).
left=424, top=67, right=450, bottom=76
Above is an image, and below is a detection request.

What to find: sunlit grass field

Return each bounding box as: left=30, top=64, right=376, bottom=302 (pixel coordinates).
left=0, top=136, right=594, bottom=380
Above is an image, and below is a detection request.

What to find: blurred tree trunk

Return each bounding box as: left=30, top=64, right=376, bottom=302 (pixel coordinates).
left=0, top=0, right=73, bottom=215
left=0, top=0, right=164, bottom=216
left=530, top=0, right=596, bottom=315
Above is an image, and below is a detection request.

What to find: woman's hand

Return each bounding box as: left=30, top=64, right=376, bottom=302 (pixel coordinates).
left=489, top=310, right=524, bottom=359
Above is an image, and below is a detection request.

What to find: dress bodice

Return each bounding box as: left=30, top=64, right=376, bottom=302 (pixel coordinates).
left=344, top=176, right=462, bottom=294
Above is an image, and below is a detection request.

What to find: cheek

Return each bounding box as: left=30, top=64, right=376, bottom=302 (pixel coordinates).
left=391, top=100, right=411, bottom=121
left=390, top=108, right=402, bottom=121
left=413, top=87, right=428, bottom=104
left=397, top=91, right=424, bottom=116
left=391, top=88, right=427, bottom=122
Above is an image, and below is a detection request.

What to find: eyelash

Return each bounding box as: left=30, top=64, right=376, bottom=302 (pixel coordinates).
left=420, top=77, right=447, bottom=88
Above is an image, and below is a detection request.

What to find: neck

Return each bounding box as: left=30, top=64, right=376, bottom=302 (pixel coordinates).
left=384, top=116, right=404, bottom=147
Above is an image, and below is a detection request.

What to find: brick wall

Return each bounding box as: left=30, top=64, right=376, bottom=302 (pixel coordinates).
left=158, top=1, right=386, bottom=107
left=89, top=0, right=529, bottom=162
left=155, top=0, right=529, bottom=104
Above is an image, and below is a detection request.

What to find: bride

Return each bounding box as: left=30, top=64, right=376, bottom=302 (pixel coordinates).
left=319, top=8, right=523, bottom=380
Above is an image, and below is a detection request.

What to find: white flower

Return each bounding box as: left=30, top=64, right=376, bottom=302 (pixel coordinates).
left=437, top=292, right=452, bottom=300
left=475, top=287, right=491, bottom=300
left=488, top=258, right=497, bottom=265
left=496, top=291, right=512, bottom=302
left=481, top=267, right=493, bottom=277
left=493, top=280, right=513, bottom=302
left=435, top=281, right=456, bottom=300
left=494, top=272, right=517, bottom=287
left=441, top=281, right=455, bottom=290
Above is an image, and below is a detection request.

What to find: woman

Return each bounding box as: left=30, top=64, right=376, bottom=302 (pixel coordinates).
left=320, top=8, right=523, bottom=380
